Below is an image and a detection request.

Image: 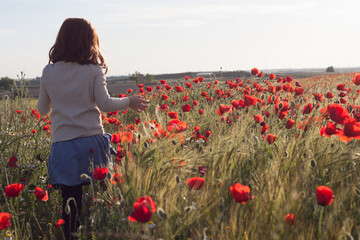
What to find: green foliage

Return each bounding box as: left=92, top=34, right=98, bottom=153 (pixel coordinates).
left=0, top=77, right=15, bottom=91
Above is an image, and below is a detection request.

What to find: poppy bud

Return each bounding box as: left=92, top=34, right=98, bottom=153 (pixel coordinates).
left=311, top=160, right=316, bottom=167
left=157, top=207, right=168, bottom=220
left=278, top=102, right=284, bottom=110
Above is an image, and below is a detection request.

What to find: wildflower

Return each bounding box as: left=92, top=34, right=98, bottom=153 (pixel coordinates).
left=338, top=120, right=360, bottom=142
left=181, top=104, right=191, bottom=112
left=168, top=111, right=178, bottom=119
left=0, top=213, right=11, bottom=230
left=352, top=73, right=360, bottom=85
left=128, top=196, right=157, bottom=223
left=267, top=134, right=277, bottom=144
left=93, top=167, right=108, bottom=181
left=229, top=183, right=251, bottom=204
left=127, top=89, right=133, bottom=94
left=55, top=219, right=65, bottom=227
left=161, top=94, right=169, bottom=100
left=285, top=213, right=295, bottom=225
left=303, top=103, right=313, bottom=114
left=254, top=115, right=263, bottom=123
left=269, top=73, right=276, bottom=80
left=286, top=118, right=295, bottom=129
left=5, top=183, right=24, bottom=198
left=251, top=68, right=259, bottom=75
left=8, top=156, right=17, bottom=168
left=199, top=109, right=204, bottom=115
left=325, top=92, right=333, bottom=99
left=218, top=104, right=230, bottom=115
left=175, top=86, right=184, bottom=92
left=243, top=94, right=257, bottom=107
left=327, top=103, right=351, bottom=125
left=316, top=186, right=334, bottom=206
left=185, top=177, right=205, bottom=190
left=34, top=187, right=48, bottom=201
left=320, top=121, right=340, bottom=137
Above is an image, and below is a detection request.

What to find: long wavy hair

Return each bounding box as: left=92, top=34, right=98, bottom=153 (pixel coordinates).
left=49, top=18, right=108, bottom=73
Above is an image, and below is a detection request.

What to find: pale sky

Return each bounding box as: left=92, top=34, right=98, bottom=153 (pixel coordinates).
left=1, top=0, right=359, bottom=79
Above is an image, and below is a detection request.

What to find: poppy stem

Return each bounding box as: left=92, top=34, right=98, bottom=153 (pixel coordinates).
left=317, top=207, right=324, bottom=238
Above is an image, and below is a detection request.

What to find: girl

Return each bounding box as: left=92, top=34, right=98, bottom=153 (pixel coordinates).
left=37, top=18, right=148, bottom=239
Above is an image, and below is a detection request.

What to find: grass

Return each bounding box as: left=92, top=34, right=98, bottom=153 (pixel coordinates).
left=0, top=73, right=360, bottom=239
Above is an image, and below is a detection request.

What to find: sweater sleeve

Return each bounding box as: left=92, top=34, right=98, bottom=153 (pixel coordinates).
left=37, top=68, right=51, bottom=115
left=93, top=66, right=130, bottom=112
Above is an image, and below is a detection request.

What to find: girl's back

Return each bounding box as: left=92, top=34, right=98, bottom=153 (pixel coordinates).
left=40, top=61, right=105, bottom=142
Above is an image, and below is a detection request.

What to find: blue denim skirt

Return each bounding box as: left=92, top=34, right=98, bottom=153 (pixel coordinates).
left=48, top=133, right=115, bottom=187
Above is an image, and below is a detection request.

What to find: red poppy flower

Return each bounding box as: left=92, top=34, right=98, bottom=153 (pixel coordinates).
left=134, top=118, right=141, bottom=125
left=353, top=73, right=360, bottom=85
left=8, top=156, right=17, bottom=168
left=181, top=104, right=191, bottom=112
left=303, top=103, right=313, bottom=114
left=338, top=120, right=360, bottom=142
left=267, top=134, right=277, bottom=144
left=34, top=187, right=48, bottom=201
left=269, top=73, right=276, bottom=80
left=286, top=118, right=295, bottom=129
left=93, top=167, right=108, bottom=181
left=337, top=84, right=346, bottom=91
left=168, top=111, right=178, bottom=119
left=325, top=92, right=333, bottom=99
left=316, top=186, right=334, bottom=206
left=201, top=91, right=208, bottom=97
left=185, top=82, right=193, bottom=88
left=218, top=104, right=230, bottom=115
left=128, top=196, right=157, bottom=222
left=185, top=177, right=205, bottom=190
left=199, top=109, right=204, bottom=115
left=5, top=183, right=24, bottom=198
left=138, top=88, right=144, bottom=93
left=194, top=126, right=200, bottom=132
left=175, top=86, right=184, bottom=92
left=161, top=94, right=169, bottom=100
left=320, top=121, right=340, bottom=137
left=251, top=68, right=259, bottom=75
left=127, top=89, right=133, bottom=94
left=340, top=98, right=347, bottom=104
left=314, top=93, right=323, bottom=102
left=285, top=213, right=295, bottom=225
left=243, top=94, right=257, bottom=107
left=254, top=115, right=263, bottom=123
left=231, top=100, right=244, bottom=109
left=327, top=103, right=351, bottom=125
left=43, top=125, right=50, bottom=131
left=286, top=76, right=293, bottom=83
left=160, top=79, right=166, bottom=85
left=167, top=119, right=188, bottom=133
left=146, top=86, right=153, bottom=92
left=229, top=183, right=251, bottom=204
left=55, top=219, right=65, bottom=227
left=0, top=212, right=11, bottom=230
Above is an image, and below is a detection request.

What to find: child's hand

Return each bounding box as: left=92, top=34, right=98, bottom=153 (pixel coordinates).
left=128, top=96, right=149, bottom=112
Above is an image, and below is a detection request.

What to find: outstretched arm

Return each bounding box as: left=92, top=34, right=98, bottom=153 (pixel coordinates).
left=37, top=73, right=51, bottom=115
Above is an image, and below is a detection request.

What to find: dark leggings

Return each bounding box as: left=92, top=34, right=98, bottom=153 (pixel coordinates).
left=61, top=184, right=83, bottom=240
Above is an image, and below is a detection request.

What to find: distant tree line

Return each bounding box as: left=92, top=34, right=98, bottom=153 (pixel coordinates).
left=129, top=71, right=155, bottom=84
left=0, top=77, right=15, bottom=91
left=326, top=66, right=335, bottom=73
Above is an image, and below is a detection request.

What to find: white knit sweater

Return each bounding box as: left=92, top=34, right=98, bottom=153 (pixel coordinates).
left=37, top=61, right=129, bottom=143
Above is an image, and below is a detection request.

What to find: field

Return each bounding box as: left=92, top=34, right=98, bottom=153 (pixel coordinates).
left=1, top=70, right=360, bottom=239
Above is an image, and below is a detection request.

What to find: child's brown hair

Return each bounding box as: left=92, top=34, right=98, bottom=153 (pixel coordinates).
left=49, top=18, right=108, bottom=73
